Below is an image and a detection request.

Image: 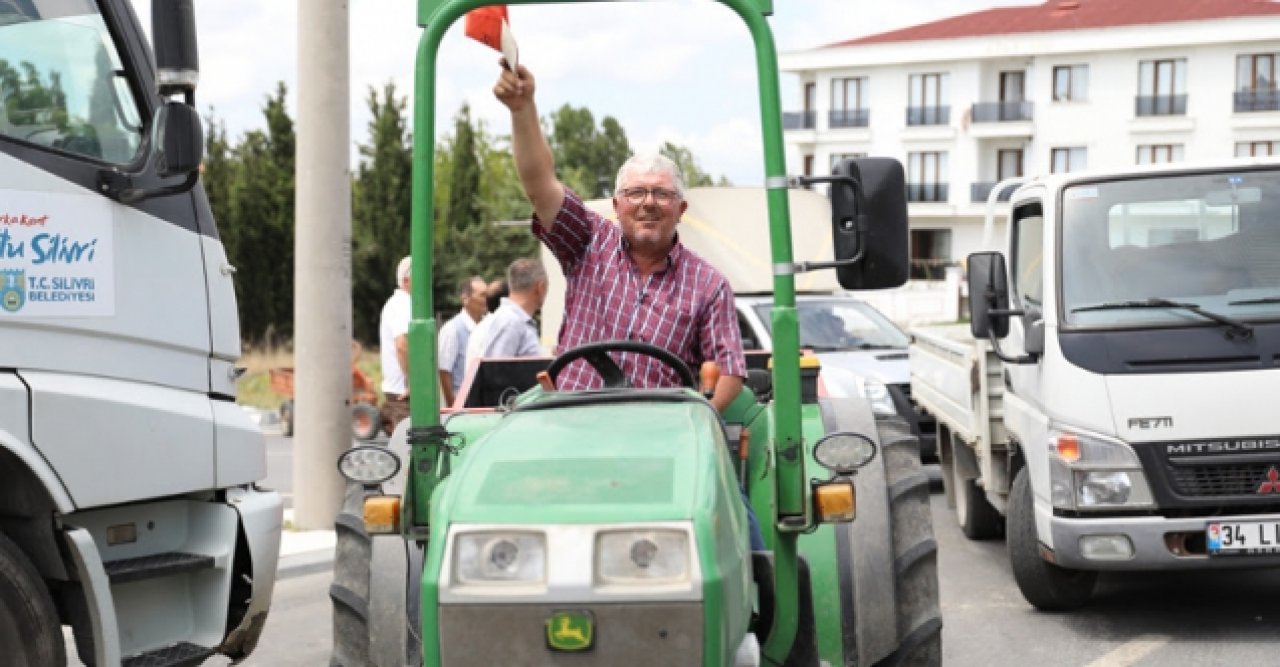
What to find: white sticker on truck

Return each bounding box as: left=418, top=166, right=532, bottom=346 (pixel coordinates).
left=0, top=189, right=114, bottom=317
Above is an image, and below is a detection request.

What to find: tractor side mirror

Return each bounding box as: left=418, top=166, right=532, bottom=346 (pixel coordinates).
left=829, top=157, right=909, bottom=290
left=968, top=251, right=1011, bottom=339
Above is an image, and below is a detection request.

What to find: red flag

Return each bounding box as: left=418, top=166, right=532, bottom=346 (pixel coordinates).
left=464, top=6, right=508, bottom=53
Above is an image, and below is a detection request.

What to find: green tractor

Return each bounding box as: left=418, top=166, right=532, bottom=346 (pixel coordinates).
left=331, top=0, right=942, bottom=665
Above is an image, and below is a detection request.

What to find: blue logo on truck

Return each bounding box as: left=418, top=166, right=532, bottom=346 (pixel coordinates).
left=1, top=269, right=25, bottom=312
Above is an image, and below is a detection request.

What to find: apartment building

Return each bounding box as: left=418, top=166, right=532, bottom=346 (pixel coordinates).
left=779, top=0, right=1280, bottom=278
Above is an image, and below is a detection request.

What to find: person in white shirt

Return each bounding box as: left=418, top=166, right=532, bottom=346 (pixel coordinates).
left=378, top=256, right=412, bottom=433
left=437, top=275, right=488, bottom=407
left=479, top=258, right=548, bottom=358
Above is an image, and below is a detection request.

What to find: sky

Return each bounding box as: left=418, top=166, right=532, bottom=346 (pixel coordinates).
left=129, top=0, right=1040, bottom=186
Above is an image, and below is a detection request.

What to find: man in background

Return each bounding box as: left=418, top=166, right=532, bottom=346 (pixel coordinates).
left=378, top=256, right=412, bottom=434
left=477, top=258, right=547, bottom=358
left=437, top=275, right=488, bottom=407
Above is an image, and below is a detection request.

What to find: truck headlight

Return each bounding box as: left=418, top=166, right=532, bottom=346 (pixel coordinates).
left=1048, top=426, right=1154, bottom=510
left=454, top=532, right=545, bottom=584
left=854, top=378, right=897, bottom=416
left=596, top=529, right=690, bottom=584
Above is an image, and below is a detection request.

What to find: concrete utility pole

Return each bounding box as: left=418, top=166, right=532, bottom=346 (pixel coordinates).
left=293, top=0, right=352, bottom=530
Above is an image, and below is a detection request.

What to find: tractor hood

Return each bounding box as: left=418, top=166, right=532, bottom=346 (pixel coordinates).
left=439, top=395, right=728, bottom=525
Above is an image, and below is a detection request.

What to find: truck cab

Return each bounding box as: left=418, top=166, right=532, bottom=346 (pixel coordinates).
left=0, top=1, right=280, bottom=663
left=916, top=158, right=1280, bottom=610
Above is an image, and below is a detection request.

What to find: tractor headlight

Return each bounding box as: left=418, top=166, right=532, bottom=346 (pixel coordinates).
left=595, top=529, right=690, bottom=584
left=854, top=377, right=898, bottom=416
left=813, top=432, right=877, bottom=474
left=454, top=532, right=546, bottom=584
left=1047, top=426, right=1154, bottom=510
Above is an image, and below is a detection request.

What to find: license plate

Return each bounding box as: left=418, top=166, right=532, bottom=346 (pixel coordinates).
left=1206, top=521, right=1280, bottom=556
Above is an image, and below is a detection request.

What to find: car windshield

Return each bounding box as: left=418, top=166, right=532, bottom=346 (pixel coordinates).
left=1061, top=167, right=1280, bottom=328
left=753, top=299, right=910, bottom=351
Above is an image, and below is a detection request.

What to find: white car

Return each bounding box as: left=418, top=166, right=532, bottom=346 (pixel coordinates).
left=735, top=293, right=937, bottom=460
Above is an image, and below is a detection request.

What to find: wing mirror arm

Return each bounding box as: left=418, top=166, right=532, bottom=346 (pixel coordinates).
left=787, top=175, right=865, bottom=274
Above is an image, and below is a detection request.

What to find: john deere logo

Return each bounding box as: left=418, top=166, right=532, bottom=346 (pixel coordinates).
left=0, top=269, right=25, bottom=313
left=545, top=610, right=594, bottom=651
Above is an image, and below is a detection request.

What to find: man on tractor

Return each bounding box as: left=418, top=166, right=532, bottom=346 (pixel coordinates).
left=493, top=61, right=747, bottom=412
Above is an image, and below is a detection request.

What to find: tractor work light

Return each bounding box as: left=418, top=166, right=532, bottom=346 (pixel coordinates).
left=814, top=480, right=857, bottom=522
left=362, top=496, right=400, bottom=534
left=813, top=432, right=877, bottom=474
left=337, top=446, right=400, bottom=484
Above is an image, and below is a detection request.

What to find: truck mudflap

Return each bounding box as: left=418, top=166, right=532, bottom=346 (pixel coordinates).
left=1044, top=507, right=1280, bottom=570
left=220, top=486, right=284, bottom=659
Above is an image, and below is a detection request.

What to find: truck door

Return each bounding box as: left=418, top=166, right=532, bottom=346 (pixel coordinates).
left=0, top=3, right=216, bottom=507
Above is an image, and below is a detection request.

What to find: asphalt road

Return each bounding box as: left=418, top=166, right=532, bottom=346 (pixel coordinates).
left=197, top=465, right=1280, bottom=665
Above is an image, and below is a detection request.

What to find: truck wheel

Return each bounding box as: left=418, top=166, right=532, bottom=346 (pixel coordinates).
left=0, top=532, right=66, bottom=667
left=330, top=482, right=422, bottom=667
left=953, top=460, right=1003, bottom=541
left=851, top=417, right=942, bottom=666
left=279, top=400, right=294, bottom=438
left=351, top=403, right=381, bottom=441
left=1007, top=467, right=1096, bottom=611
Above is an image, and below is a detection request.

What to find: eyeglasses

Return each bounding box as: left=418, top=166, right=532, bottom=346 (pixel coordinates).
left=619, top=187, right=680, bottom=205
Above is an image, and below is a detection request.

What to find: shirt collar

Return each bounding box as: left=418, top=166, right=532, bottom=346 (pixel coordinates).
left=618, top=231, right=684, bottom=271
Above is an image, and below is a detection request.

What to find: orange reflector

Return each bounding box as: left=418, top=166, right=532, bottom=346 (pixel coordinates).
left=363, top=496, right=401, bottom=534
left=814, top=482, right=856, bottom=523
left=1055, top=434, right=1081, bottom=463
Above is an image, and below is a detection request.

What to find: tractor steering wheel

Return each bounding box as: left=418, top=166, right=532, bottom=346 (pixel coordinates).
left=545, top=340, right=697, bottom=390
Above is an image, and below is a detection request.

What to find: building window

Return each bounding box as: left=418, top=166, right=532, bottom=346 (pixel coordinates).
left=1236, top=53, right=1279, bottom=112
left=1053, top=64, right=1088, bottom=102
left=1051, top=147, right=1086, bottom=174
left=803, top=154, right=814, bottom=177
left=907, top=151, right=948, bottom=202
left=910, top=229, right=952, bottom=280
left=907, top=73, right=949, bottom=125
left=1236, top=141, right=1279, bottom=157
left=1137, top=58, right=1187, bottom=115
left=997, top=149, right=1023, bottom=180
left=830, top=77, right=869, bottom=127
left=1136, top=144, right=1184, bottom=165
left=829, top=152, right=867, bottom=172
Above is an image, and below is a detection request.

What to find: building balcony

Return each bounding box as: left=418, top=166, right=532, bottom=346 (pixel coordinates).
left=1235, top=90, right=1280, bottom=113
left=970, top=182, right=1019, bottom=203
left=1135, top=94, right=1187, bottom=117
left=971, top=101, right=1033, bottom=123
left=783, top=111, right=816, bottom=130
left=907, top=183, right=949, bottom=203
left=906, top=106, right=950, bottom=126
left=828, top=109, right=870, bottom=128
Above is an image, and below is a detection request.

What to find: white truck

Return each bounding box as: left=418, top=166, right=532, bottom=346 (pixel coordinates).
left=911, top=158, right=1280, bottom=610
left=0, top=1, right=280, bottom=664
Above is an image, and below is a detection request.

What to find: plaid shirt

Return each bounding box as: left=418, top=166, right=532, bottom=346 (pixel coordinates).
left=533, top=189, right=746, bottom=390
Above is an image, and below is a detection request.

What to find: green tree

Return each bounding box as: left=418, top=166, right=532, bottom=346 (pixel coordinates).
left=660, top=141, right=729, bottom=188
left=351, top=82, right=413, bottom=344
left=546, top=104, right=631, bottom=198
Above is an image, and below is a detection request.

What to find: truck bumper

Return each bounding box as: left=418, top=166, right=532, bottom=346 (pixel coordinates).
left=1046, top=509, right=1280, bottom=571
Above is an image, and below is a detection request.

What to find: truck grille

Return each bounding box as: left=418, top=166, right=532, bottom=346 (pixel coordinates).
left=1169, top=463, right=1277, bottom=497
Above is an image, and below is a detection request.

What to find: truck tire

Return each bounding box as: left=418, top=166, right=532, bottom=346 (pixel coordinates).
left=351, top=403, right=381, bottom=441
left=0, top=532, right=65, bottom=667
left=279, top=400, right=294, bottom=438
left=953, top=462, right=1003, bottom=541
left=330, top=482, right=423, bottom=667
left=854, top=417, right=942, bottom=666
left=1007, top=467, right=1096, bottom=611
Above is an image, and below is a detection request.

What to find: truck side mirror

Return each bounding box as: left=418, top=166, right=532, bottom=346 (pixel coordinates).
left=152, top=0, right=200, bottom=97
left=968, top=251, right=1011, bottom=339
left=155, top=101, right=204, bottom=178
left=830, top=157, right=909, bottom=290
left=1024, top=318, right=1045, bottom=356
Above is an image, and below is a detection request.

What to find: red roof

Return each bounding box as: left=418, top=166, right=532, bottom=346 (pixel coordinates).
left=825, top=0, right=1280, bottom=48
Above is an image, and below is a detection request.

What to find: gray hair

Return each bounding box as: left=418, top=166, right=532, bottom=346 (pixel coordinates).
left=395, top=256, right=411, bottom=284
left=614, top=154, right=685, bottom=198
left=506, top=258, right=546, bottom=293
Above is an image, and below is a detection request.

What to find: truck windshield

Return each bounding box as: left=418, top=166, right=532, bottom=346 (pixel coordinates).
left=753, top=299, right=910, bottom=351
left=0, top=1, right=144, bottom=164
left=1061, top=167, right=1280, bottom=328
